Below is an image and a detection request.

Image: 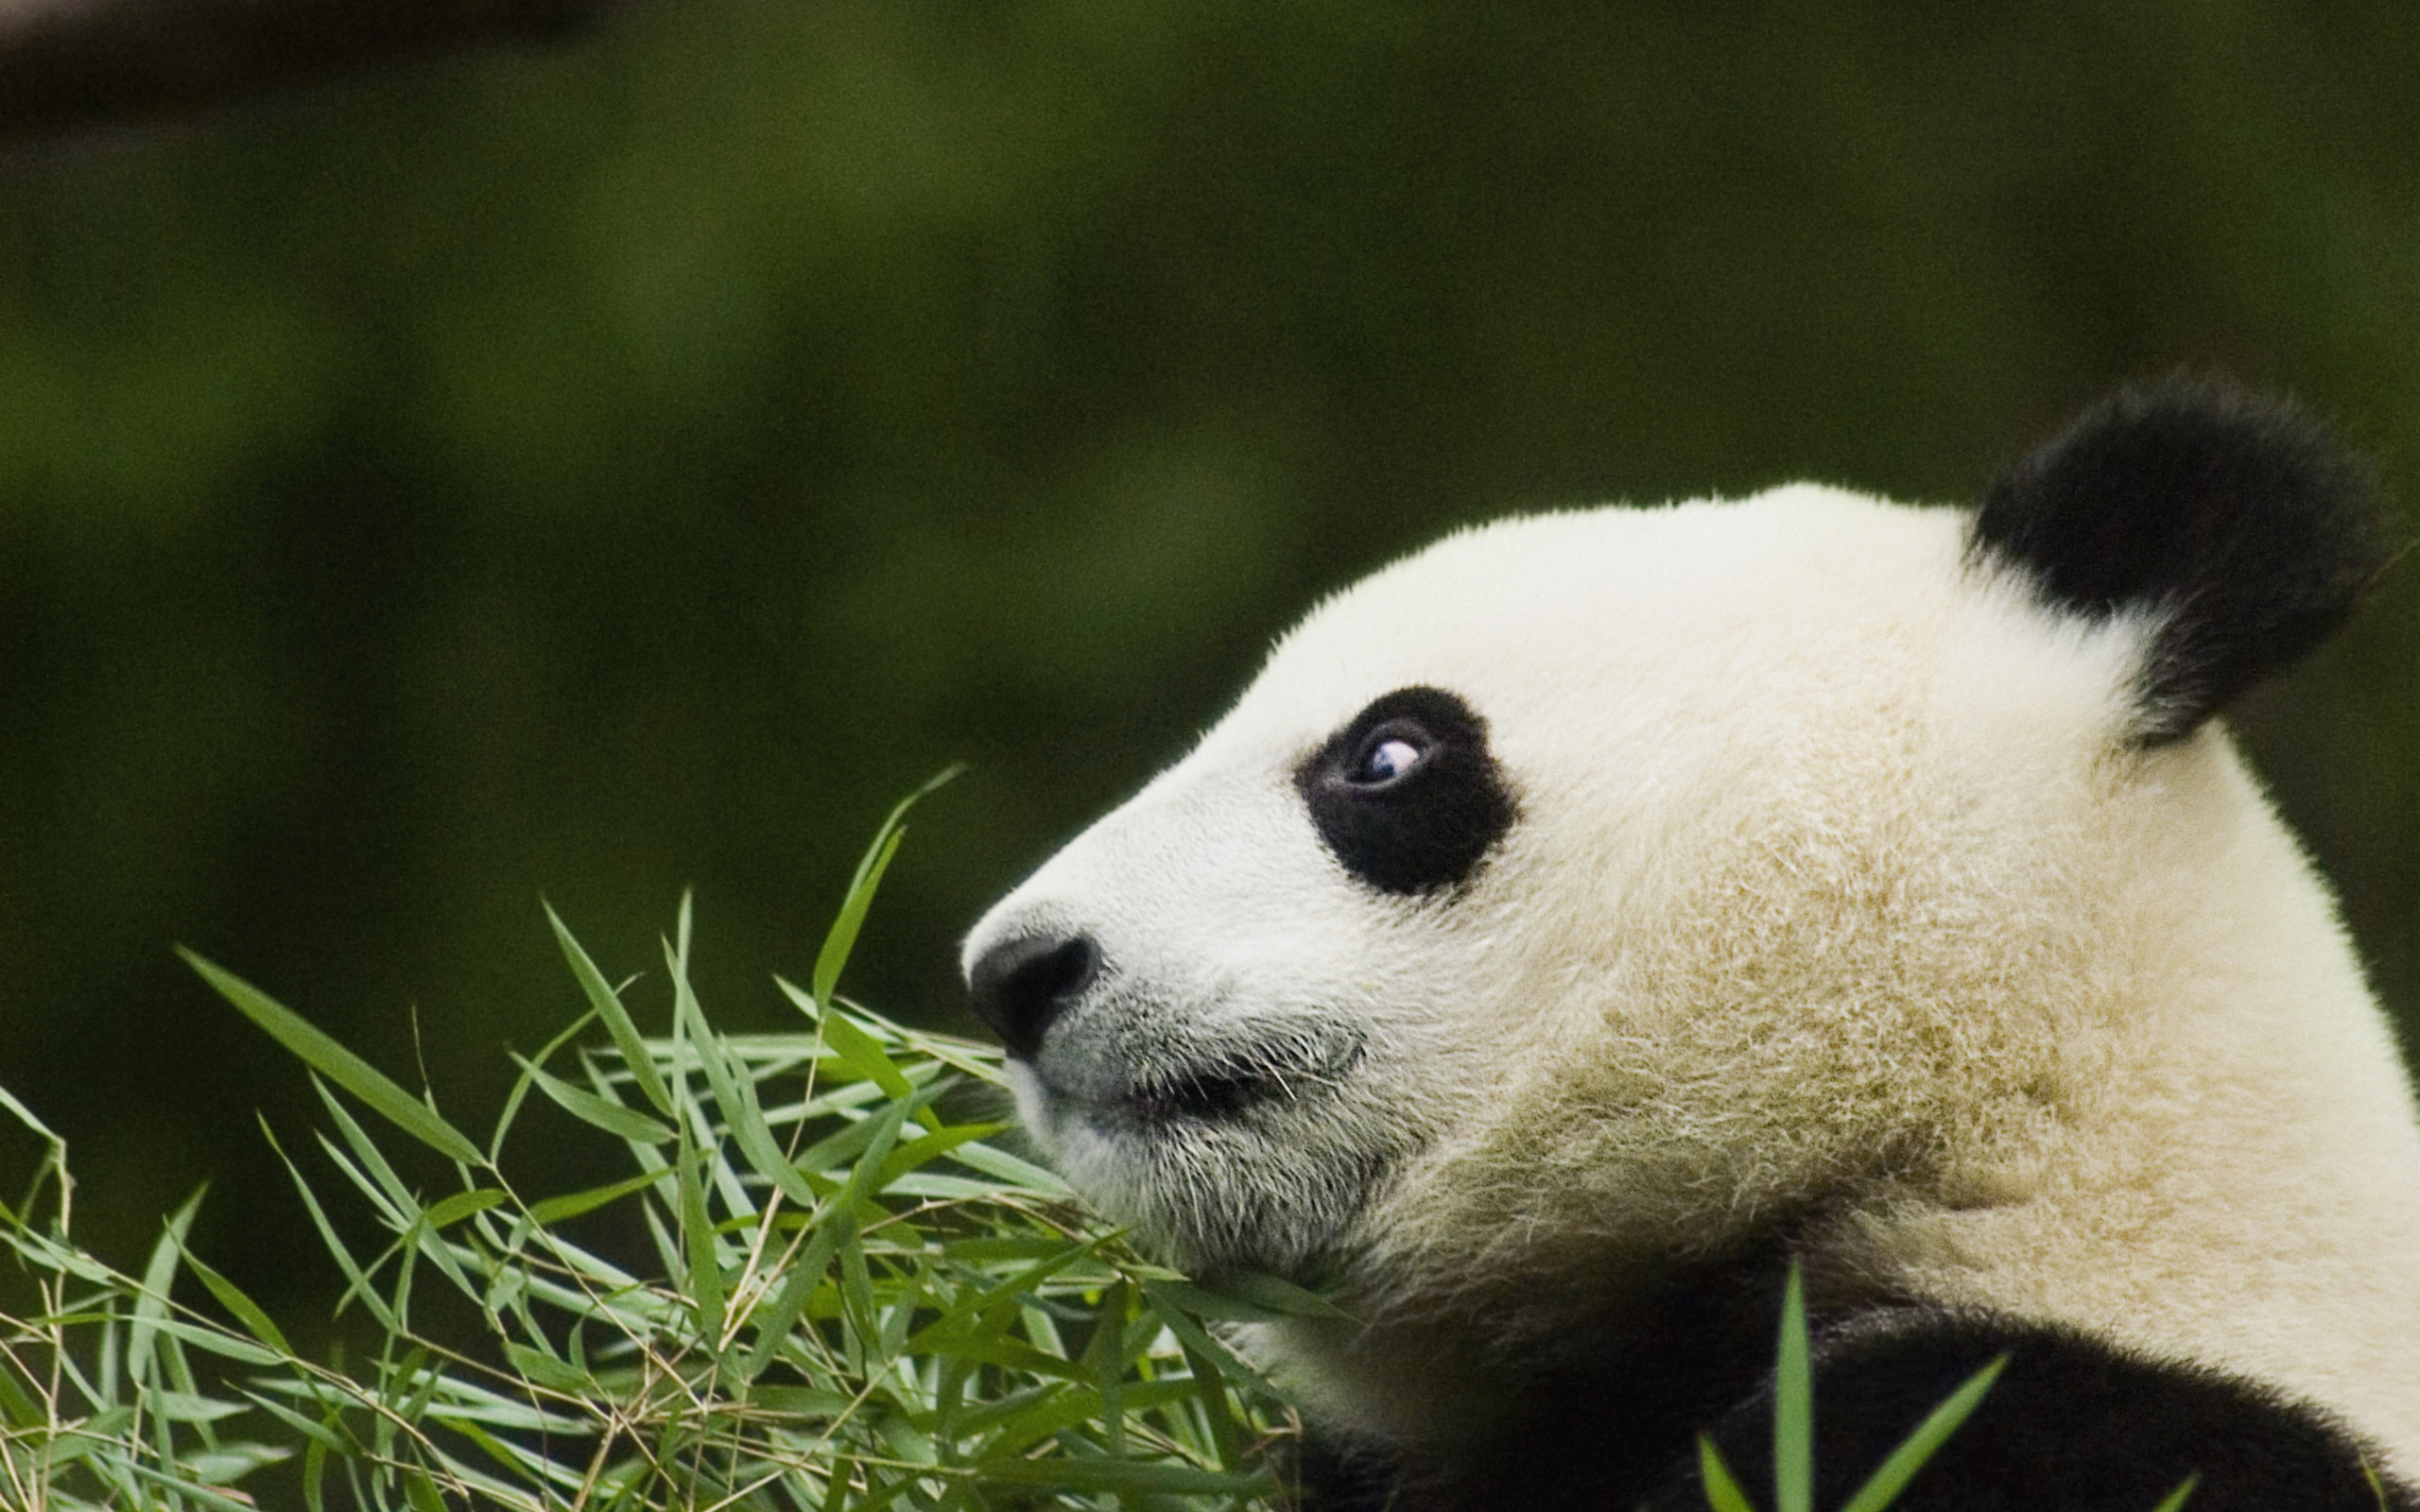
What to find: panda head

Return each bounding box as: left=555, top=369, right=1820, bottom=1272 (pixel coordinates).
left=962, top=377, right=2384, bottom=1342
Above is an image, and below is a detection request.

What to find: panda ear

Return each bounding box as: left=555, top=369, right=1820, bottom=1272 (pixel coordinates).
left=1969, top=374, right=2389, bottom=746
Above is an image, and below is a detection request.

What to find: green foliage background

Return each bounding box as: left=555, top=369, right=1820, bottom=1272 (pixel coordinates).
left=3, top=0, right=2418, bottom=1334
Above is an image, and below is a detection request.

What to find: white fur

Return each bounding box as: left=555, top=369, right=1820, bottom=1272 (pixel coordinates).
left=964, top=487, right=2420, bottom=1469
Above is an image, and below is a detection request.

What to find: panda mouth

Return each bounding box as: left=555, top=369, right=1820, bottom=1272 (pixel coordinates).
left=1105, top=1035, right=1366, bottom=1127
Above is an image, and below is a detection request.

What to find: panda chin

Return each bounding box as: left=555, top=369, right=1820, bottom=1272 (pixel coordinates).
left=1055, top=1120, right=1396, bottom=1279
left=1009, top=1022, right=1393, bottom=1275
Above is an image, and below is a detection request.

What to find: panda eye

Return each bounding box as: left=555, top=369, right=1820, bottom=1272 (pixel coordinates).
left=1297, top=686, right=1517, bottom=896
left=1350, top=731, right=1427, bottom=786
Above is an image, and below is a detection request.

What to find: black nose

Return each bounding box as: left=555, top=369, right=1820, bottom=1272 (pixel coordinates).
left=966, top=933, right=1100, bottom=1058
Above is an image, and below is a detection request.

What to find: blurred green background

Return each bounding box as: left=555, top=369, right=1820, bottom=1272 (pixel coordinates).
left=3, top=0, right=2417, bottom=1327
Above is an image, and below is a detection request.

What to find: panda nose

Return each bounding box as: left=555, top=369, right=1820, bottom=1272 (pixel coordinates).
left=966, top=933, right=1100, bottom=1058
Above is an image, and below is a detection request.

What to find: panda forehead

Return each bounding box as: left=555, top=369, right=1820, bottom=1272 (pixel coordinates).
left=1211, top=489, right=1978, bottom=755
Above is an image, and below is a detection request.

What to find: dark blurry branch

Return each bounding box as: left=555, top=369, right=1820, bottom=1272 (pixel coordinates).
left=0, top=0, right=641, bottom=143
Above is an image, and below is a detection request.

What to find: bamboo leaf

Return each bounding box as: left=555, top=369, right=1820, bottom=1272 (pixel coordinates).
left=1837, top=1353, right=2007, bottom=1512
left=872, top=1120, right=1005, bottom=1187
left=307, top=1080, right=482, bottom=1302
left=974, top=1456, right=1270, bottom=1496
left=403, top=1467, right=449, bottom=1512
left=260, top=1118, right=398, bottom=1331
left=677, top=1143, right=725, bottom=1343
left=810, top=765, right=960, bottom=1009
left=787, top=1083, right=942, bottom=1177
left=1089, top=1279, right=1130, bottom=1455
left=182, top=950, right=484, bottom=1166
left=185, top=1439, right=291, bottom=1482
left=488, top=1008, right=596, bottom=1162
left=737, top=1222, right=843, bottom=1381
left=302, top=1437, right=326, bottom=1512
left=665, top=937, right=820, bottom=1208
left=119, top=1459, right=268, bottom=1512
left=510, top=1052, right=675, bottom=1143
left=0, top=1358, right=45, bottom=1428
left=143, top=1391, right=249, bottom=1424
left=502, top=1344, right=592, bottom=1397
left=830, top=1094, right=915, bottom=1221
left=749, top=1384, right=852, bottom=1418
left=1138, top=1283, right=1285, bottom=1397
left=908, top=1237, right=1099, bottom=1351
left=506, top=1050, right=672, bottom=1142
left=818, top=1009, right=916, bottom=1102
left=239, top=1390, right=349, bottom=1452
left=1700, top=1435, right=1759, bottom=1512
left=544, top=901, right=675, bottom=1117
left=837, top=1224, right=875, bottom=1357
left=526, top=1170, right=663, bottom=1227
left=1775, top=1263, right=1812, bottom=1512
left=947, top=1138, right=1074, bottom=1195
left=815, top=829, right=901, bottom=1009
left=175, top=1243, right=296, bottom=1358
left=421, top=1189, right=508, bottom=1230
left=141, top=1319, right=282, bottom=1367
left=1179, top=1269, right=1352, bottom=1321
left=129, top=1187, right=205, bottom=1389
left=0, top=1082, right=60, bottom=1142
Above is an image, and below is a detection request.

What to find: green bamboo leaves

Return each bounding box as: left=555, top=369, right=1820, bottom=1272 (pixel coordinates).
left=122, top=776, right=1280, bottom=1509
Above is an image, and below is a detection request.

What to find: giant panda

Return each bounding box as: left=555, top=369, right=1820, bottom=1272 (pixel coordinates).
left=961, top=376, right=2420, bottom=1511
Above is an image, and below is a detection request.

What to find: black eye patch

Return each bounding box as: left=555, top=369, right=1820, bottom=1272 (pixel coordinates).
left=1296, top=685, right=1517, bottom=896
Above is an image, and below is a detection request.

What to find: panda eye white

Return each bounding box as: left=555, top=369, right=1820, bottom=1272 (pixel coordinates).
left=1354, top=736, right=1425, bottom=784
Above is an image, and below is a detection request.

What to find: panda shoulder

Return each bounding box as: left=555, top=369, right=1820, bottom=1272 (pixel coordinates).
left=1652, top=1308, right=2420, bottom=1512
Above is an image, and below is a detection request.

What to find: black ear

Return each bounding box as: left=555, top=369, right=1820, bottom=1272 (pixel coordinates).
left=1970, top=375, right=2387, bottom=746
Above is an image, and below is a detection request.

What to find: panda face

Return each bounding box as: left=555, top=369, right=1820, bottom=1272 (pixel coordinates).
left=955, top=676, right=1523, bottom=1276
left=963, top=489, right=2148, bottom=1281
left=965, top=380, right=2388, bottom=1296
left=964, top=382, right=2420, bottom=1470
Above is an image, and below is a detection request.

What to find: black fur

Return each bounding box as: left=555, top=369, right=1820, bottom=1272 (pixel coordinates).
left=1304, top=1275, right=2418, bottom=1512
left=1646, top=1311, right=2418, bottom=1512
left=1296, top=685, right=1517, bottom=896
left=1300, top=1245, right=1796, bottom=1511
left=1971, top=375, right=2385, bottom=745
